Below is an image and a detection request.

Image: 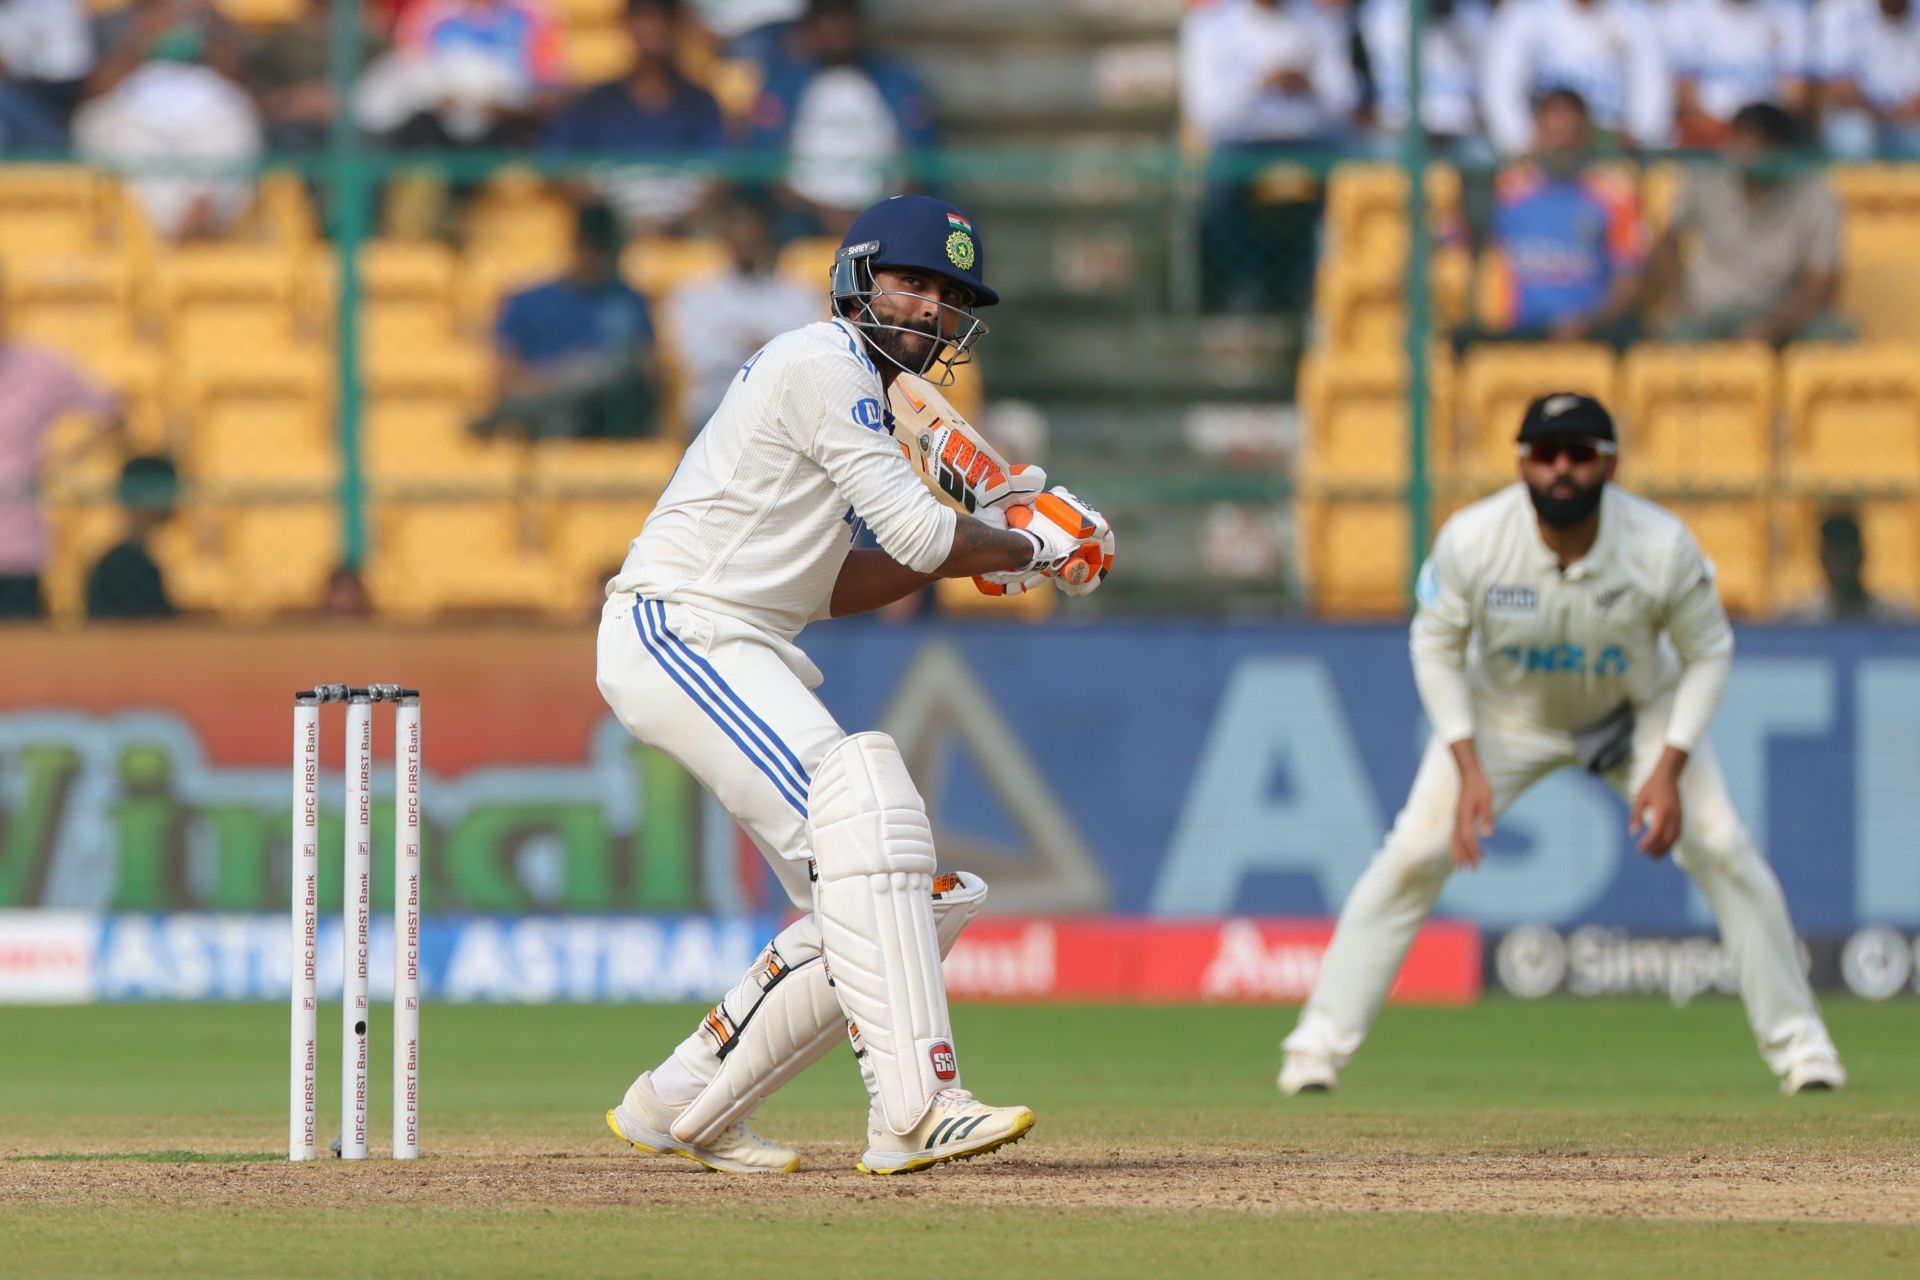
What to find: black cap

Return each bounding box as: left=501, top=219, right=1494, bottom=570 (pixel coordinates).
left=1517, top=392, right=1615, bottom=444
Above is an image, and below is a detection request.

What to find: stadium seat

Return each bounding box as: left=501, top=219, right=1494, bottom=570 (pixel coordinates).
left=159, top=500, right=343, bottom=620
left=0, top=166, right=99, bottom=257
left=367, top=498, right=558, bottom=621
left=1660, top=499, right=1773, bottom=617
left=1829, top=164, right=1920, bottom=224
left=152, top=243, right=303, bottom=356
left=65, top=341, right=169, bottom=453
left=178, top=350, right=334, bottom=489
left=776, top=237, right=839, bottom=292
left=1456, top=343, right=1618, bottom=481
left=1775, top=497, right=1920, bottom=611
left=1294, top=497, right=1410, bottom=618
left=708, top=58, right=766, bottom=121
left=2, top=252, right=140, bottom=356
left=1839, top=222, right=1920, bottom=343
left=1640, top=161, right=1687, bottom=237
left=1781, top=344, right=1920, bottom=489
left=935, top=573, right=1055, bottom=618
left=563, top=24, right=635, bottom=86
left=1323, top=163, right=1462, bottom=280
left=36, top=409, right=128, bottom=623
left=530, top=441, right=680, bottom=616
left=1618, top=343, right=1775, bottom=491
left=308, top=241, right=461, bottom=346
left=553, top=0, right=626, bottom=20
left=363, top=345, right=509, bottom=487
left=211, top=0, right=305, bottom=23
left=1313, top=249, right=1471, bottom=354
left=464, top=176, right=575, bottom=277
left=1296, top=349, right=1454, bottom=491
left=236, top=171, right=319, bottom=245
left=622, top=236, right=731, bottom=299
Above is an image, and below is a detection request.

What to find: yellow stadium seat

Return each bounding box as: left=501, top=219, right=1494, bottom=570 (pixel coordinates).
left=1781, top=344, right=1920, bottom=489
left=1640, top=161, right=1687, bottom=237
left=212, top=0, right=305, bottom=23
left=464, top=176, right=576, bottom=277
left=1313, top=248, right=1471, bottom=354
left=363, top=345, right=511, bottom=487
left=564, top=24, right=635, bottom=85
left=1323, top=163, right=1462, bottom=280
left=709, top=58, right=766, bottom=121
left=236, top=171, right=319, bottom=245
left=1774, top=498, right=1920, bottom=612
left=776, top=237, right=838, bottom=292
left=1661, top=499, right=1773, bottom=617
left=622, top=236, right=730, bottom=298
left=0, top=166, right=99, bottom=257
left=2, top=251, right=141, bottom=357
left=1840, top=222, right=1920, bottom=343
left=528, top=440, right=677, bottom=615
left=179, top=350, right=334, bottom=487
left=65, top=342, right=169, bottom=453
left=554, top=0, right=627, bottom=20
left=1456, top=343, right=1618, bottom=480
left=1618, top=343, right=1775, bottom=491
left=155, top=500, right=342, bottom=620
left=458, top=256, right=564, bottom=336
left=1295, top=497, right=1411, bottom=618
left=1829, top=164, right=1920, bottom=224
left=367, top=498, right=557, bottom=621
left=153, top=243, right=303, bottom=355
left=308, top=241, right=462, bottom=346
left=1296, top=349, right=1454, bottom=491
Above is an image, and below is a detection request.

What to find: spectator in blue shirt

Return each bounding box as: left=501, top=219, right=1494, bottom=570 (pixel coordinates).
left=486, top=201, right=661, bottom=439
left=541, top=0, right=730, bottom=231
left=1459, top=90, right=1647, bottom=348
left=749, top=0, right=936, bottom=238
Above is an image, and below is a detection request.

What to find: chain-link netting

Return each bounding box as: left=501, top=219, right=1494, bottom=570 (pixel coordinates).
left=4, top=0, right=1919, bottom=626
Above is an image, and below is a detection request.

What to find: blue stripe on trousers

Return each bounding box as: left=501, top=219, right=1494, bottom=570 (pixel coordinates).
left=632, top=602, right=808, bottom=817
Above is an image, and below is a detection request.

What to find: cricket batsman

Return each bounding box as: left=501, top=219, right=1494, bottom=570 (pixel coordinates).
left=594, top=195, right=1114, bottom=1173
left=1280, top=392, right=1846, bottom=1098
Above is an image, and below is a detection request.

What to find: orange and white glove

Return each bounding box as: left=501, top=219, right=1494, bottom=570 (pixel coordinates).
left=980, top=486, right=1114, bottom=597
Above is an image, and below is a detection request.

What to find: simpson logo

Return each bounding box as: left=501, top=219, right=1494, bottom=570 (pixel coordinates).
left=929, top=1042, right=957, bottom=1081
left=1485, top=584, right=1538, bottom=614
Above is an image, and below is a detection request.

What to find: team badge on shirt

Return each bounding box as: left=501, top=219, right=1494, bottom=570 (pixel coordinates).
left=1486, top=584, right=1538, bottom=614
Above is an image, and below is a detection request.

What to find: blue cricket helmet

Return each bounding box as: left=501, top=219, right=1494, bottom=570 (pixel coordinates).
left=832, top=194, right=998, bottom=307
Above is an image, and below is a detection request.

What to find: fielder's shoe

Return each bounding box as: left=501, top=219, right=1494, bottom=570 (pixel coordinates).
left=856, top=1088, right=1035, bottom=1175
left=605, top=1071, right=799, bottom=1174
left=1781, top=1055, right=1847, bottom=1096
left=1278, top=1051, right=1338, bottom=1096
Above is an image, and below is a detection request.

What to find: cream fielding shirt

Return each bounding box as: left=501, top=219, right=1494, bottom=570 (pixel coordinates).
left=1411, top=483, right=1733, bottom=752
left=613, top=318, right=956, bottom=642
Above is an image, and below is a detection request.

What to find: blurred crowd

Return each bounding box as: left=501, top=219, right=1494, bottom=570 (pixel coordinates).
left=0, top=0, right=936, bottom=241
left=1181, top=0, right=1920, bottom=161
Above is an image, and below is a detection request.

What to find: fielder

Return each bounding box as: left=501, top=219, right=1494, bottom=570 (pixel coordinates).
left=1280, top=392, right=1846, bottom=1097
left=595, top=195, right=1113, bottom=1174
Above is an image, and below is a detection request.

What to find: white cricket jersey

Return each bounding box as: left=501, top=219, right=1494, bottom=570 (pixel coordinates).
left=1410, top=484, right=1733, bottom=751
left=1481, top=0, right=1673, bottom=154
left=1662, top=0, right=1807, bottom=122
left=611, top=317, right=956, bottom=642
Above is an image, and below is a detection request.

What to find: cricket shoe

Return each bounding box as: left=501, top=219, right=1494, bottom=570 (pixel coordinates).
left=1278, top=1051, right=1338, bottom=1096
left=605, top=1071, right=799, bottom=1174
left=1781, top=1055, right=1847, bottom=1096
left=856, top=1088, right=1035, bottom=1175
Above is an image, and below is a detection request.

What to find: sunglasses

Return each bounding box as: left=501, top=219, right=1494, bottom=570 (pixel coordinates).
left=1517, top=440, right=1617, bottom=465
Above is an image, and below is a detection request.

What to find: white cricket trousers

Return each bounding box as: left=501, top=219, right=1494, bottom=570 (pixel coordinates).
left=1284, top=698, right=1839, bottom=1078
left=596, top=591, right=843, bottom=910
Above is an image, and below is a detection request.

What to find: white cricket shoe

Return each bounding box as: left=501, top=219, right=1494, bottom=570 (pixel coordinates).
left=1781, top=1055, right=1847, bottom=1096
left=605, top=1071, right=799, bottom=1174
left=1278, top=1051, right=1338, bottom=1096
left=856, top=1088, right=1035, bottom=1175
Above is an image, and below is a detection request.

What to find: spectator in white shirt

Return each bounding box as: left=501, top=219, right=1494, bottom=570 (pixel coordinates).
left=1814, top=0, right=1920, bottom=158
left=1357, top=0, right=1492, bottom=160
left=1182, top=0, right=1360, bottom=313
left=1481, top=0, right=1672, bottom=155
left=0, top=0, right=93, bottom=149
left=665, top=199, right=824, bottom=428
left=1663, top=0, right=1808, bottom=146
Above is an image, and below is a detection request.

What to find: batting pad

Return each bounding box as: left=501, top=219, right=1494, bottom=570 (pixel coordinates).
left=671, top=873, right=988, bottom=1148
left=808, top=732, right=956, bottom=1136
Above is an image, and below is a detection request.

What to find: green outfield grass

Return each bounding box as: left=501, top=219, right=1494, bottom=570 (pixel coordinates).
left=3, top=997, right=1917, bottom=1278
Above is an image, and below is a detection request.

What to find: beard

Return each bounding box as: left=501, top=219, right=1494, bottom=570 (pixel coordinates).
left=1527, top=476, right=1605, bottom=528
left=862, top=314, right=942, bottom=373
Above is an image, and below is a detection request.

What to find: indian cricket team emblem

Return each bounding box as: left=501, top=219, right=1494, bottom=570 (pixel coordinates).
left=945, top=213, right=976, bottom=270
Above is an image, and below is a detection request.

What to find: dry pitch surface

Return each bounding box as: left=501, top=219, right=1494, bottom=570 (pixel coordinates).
left=4, top=1001, right=1916, bottom=1278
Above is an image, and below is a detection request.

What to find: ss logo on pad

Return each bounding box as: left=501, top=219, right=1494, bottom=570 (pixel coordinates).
left=930, top=1042, right=957, bottom=1081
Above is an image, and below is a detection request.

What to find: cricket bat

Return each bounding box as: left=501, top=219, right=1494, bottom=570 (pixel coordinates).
left=886, top=374, right=1098, bottom=587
